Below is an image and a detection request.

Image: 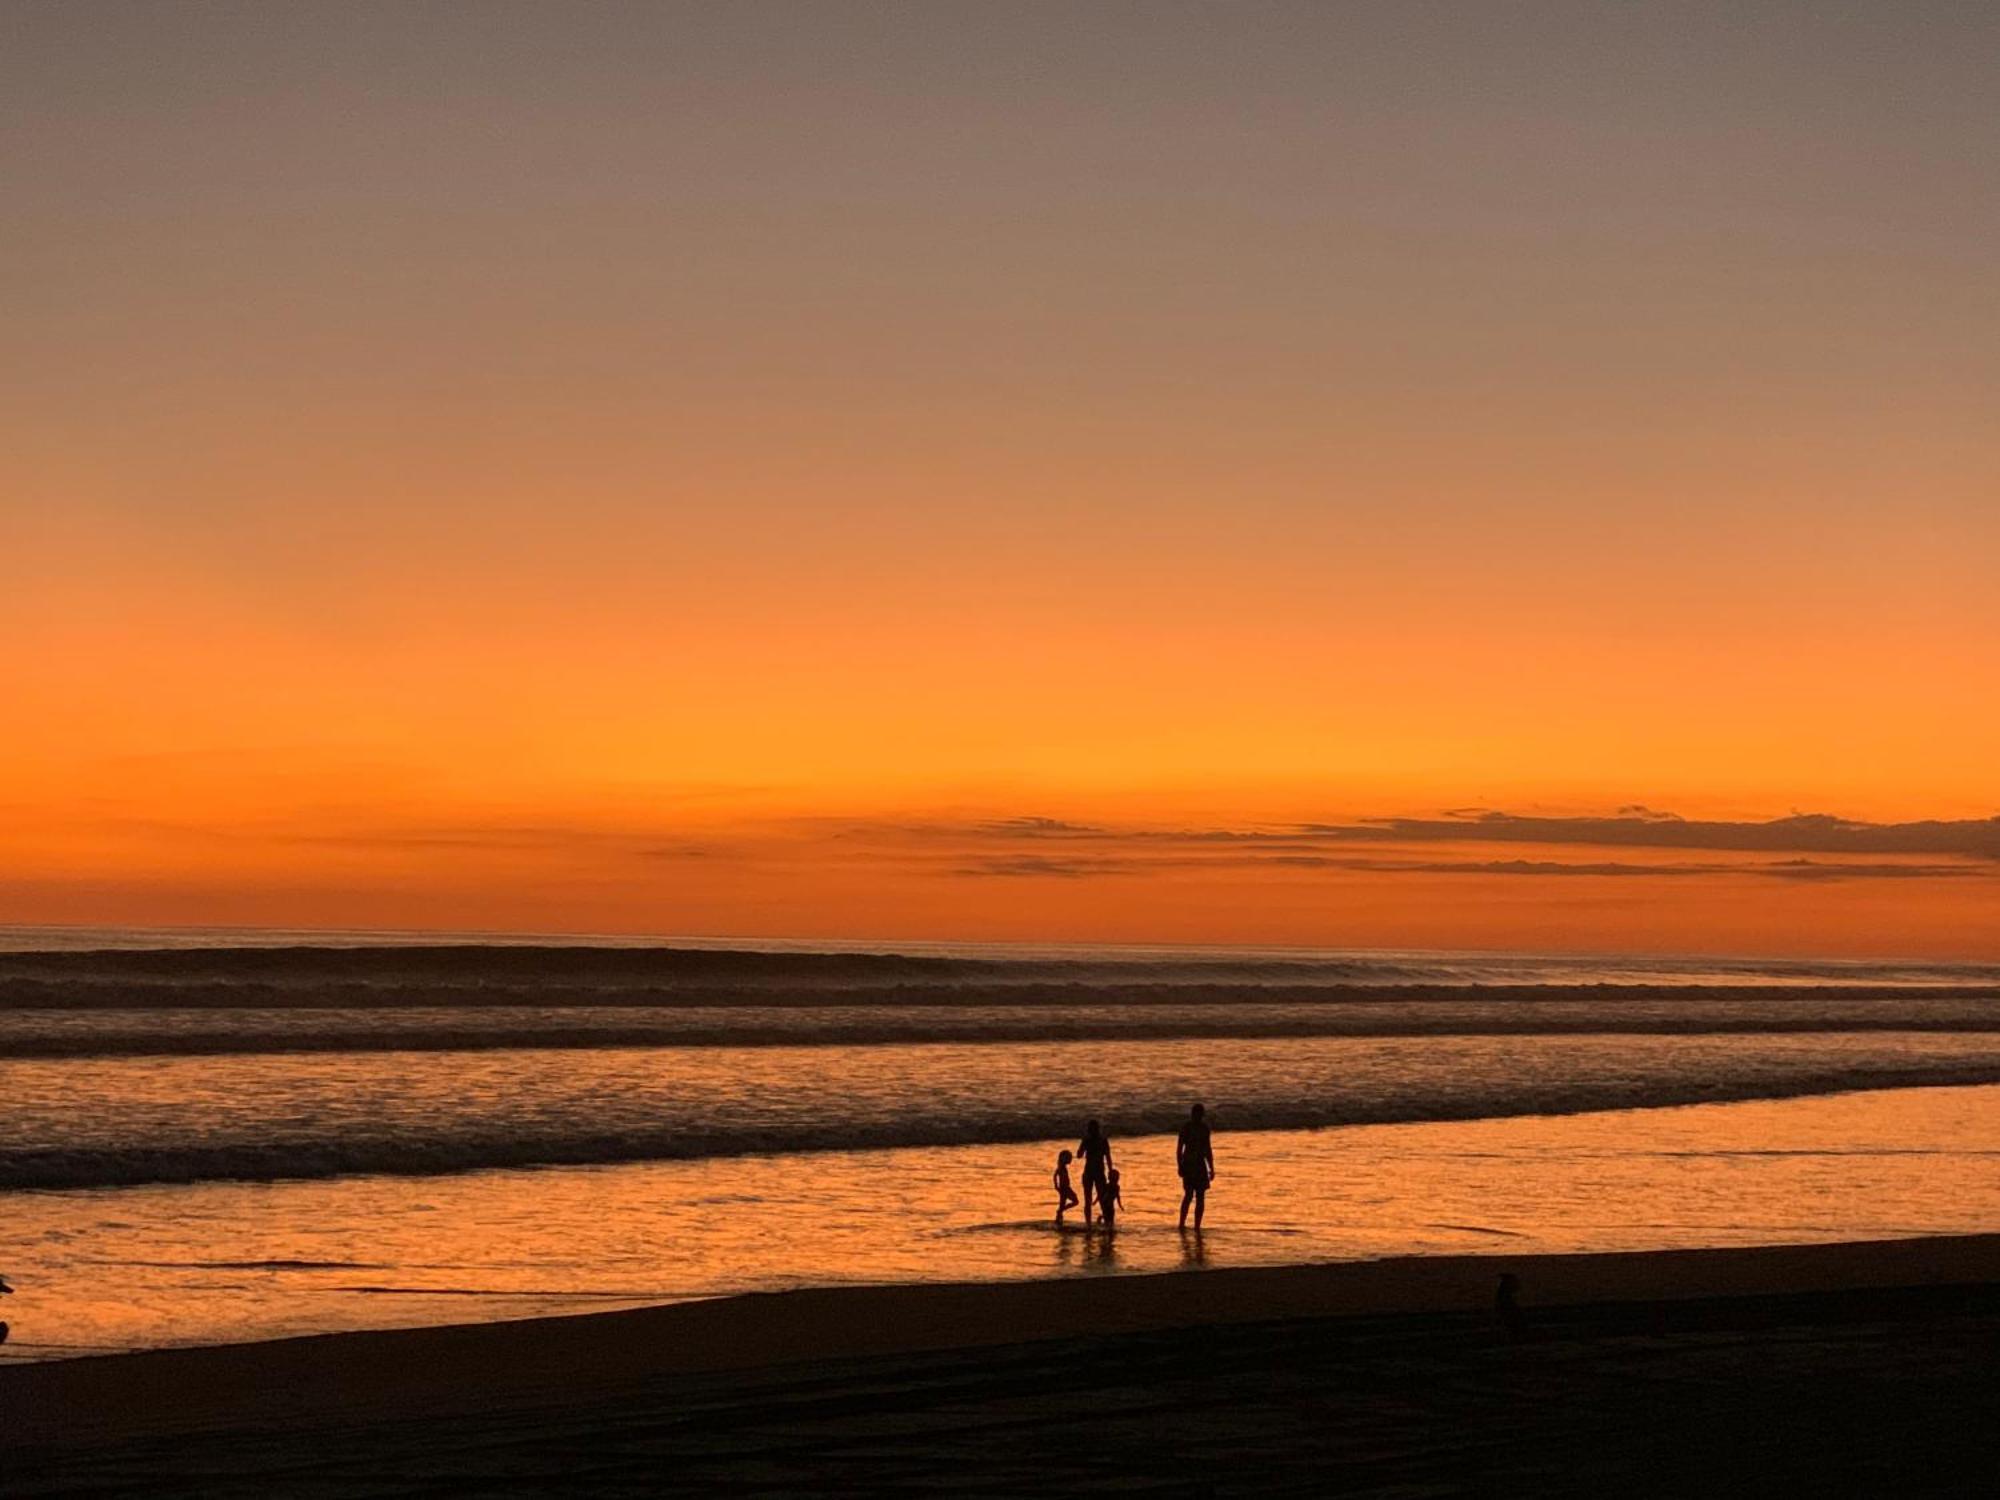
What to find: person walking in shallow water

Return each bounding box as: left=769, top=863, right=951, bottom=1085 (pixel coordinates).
left=1052, top=1150, right=1080, bottom=1224
left=1176, top=1102, right=1214, bottom=1229
left=1076, top=1119, right=1114, bottom=1224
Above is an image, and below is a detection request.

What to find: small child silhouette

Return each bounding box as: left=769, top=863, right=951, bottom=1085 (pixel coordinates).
left=1053, top=1150, right=1080, bottom=1223
left=1100, top=1166, right=1123, bottom=1230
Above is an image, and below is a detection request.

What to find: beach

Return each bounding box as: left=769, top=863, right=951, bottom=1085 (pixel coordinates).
left=9, top=1234, right=1998, bottom=1495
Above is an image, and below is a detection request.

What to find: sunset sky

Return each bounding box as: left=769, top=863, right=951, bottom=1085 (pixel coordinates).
left=6, top=4, right=1996, bottom=955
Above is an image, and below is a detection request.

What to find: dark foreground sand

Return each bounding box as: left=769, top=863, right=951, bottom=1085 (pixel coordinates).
left=7, top=1235, right=1998, bottom=1496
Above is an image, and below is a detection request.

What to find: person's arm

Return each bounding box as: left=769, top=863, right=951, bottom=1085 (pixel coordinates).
left=1205, top=1136, right=1216, bottom=1179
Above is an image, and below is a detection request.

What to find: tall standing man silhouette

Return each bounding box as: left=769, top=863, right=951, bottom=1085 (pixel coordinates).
left=1176, top=1102, right=1214, bottom=1229
left=1076, top=1118, right=1114, bottom=1224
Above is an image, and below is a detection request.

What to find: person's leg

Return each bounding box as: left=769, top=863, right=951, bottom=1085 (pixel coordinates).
left=1192, top=1185, right=1206, bottom=1228
left=1178, top=1182, right=1193, bottom=1228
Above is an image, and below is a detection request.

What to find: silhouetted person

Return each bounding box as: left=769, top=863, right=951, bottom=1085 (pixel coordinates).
left=1100, top=1166, right=1123, bottom=1231
left=1496, top=1273, right=1528, bottom=1341
left=1176, top=1102, right=1214, bottom=1229
left=1053, top=1149, right=1079, bottom=1224
left=1076, top=1119, right=1114, bottom=1223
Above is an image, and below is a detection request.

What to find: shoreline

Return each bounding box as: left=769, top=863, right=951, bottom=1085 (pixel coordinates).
left=8, top=1083, right=1995, bottom=1365
left=11, top=1232, right=1998, bottom=1453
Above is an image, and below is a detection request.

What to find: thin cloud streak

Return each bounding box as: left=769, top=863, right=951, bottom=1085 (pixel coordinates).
left=1307, top=812, right=2000, bottom=860
left=932, top=810, right=2000, bottom=861
left=952, top=854, right=1987, bottom=882
left=911, top=808, right=2000, bottom=883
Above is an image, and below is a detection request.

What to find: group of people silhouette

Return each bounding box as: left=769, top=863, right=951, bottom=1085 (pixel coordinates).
left=1052, top=1103, right=1215, bottom=1231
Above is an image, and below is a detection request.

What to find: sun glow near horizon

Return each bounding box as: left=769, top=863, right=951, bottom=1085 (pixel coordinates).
left=6, top=4, right=1996, bottom=955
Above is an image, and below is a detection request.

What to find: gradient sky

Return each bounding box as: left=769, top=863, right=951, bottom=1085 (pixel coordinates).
left=5, top=3, right=1996, bottom=954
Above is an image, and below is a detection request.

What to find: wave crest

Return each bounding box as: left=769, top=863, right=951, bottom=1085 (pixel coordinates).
left=9, top=1063, right=1998, bottom=1191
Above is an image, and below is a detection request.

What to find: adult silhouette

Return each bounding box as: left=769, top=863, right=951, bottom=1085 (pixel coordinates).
left=1176, top=1102, right=1214, bottom=1229
left=1076, top=1119, right=1114, bottom=1223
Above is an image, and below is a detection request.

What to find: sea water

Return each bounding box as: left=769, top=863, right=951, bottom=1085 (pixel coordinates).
left=2, top=932, right=1995, bottom=1359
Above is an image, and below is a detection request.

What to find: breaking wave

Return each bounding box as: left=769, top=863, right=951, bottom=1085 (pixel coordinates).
left=1, top=993, right=1998, bottom=1059
left=3, top=940, right=1997, bottom=1003
left=7, top=1030, right=1999, bottom=1191
left=2, top=943, right=1993, bottom=1059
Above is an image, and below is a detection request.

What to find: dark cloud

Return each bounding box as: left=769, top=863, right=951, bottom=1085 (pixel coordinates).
left=1759, top=859, right=1984, bottom=882
left=903, top=807, right=2000, bottom=882
left=948, top=850, right=1987, bottom=883
left=1391, top=858, right=1984, bottom=881
left=1411, top=859, right=1711, bottom=877
left=956, top=809, right=2000, bottom=859
left=972, top=817, right=1107, bottom=839
left=1296, top=812, right=2000, bottom=860
left=954, top=855, right=1140, bottom=879
left=841, top=815, right=1106, bottom=844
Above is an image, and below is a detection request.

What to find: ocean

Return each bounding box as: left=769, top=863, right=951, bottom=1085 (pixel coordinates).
left=3, top=930, right=1997, bottom=1359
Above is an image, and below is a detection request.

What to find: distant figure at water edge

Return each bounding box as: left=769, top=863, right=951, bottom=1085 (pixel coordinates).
left=1100, top=1166, right=1123, bottom=1231
left=1176, top=1103, right=1215, bottom=1229
left=1053, top=1150, right=1079, bottom=1224
left=1077, top=1119, right=1115, bottom=1223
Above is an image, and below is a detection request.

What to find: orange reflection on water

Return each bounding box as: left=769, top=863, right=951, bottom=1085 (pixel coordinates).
left=1, top=1084, right=1992, bottom=1362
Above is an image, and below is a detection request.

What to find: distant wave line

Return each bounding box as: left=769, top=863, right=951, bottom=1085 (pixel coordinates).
left=5, top=980, right=1997, bottom=1014
left=5, top=1014, right=2000, bottom=1059
left=3, top=942, right=1996, bottom=998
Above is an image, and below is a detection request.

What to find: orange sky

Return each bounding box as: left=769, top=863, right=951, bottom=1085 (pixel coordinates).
left=5, top=4, right=1996, bottom=955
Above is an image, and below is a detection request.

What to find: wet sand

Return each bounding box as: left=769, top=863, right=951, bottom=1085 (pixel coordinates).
left=8, top=1234, right=1998, bottom=1495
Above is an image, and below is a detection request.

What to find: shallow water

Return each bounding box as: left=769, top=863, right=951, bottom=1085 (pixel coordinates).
left=2, top=1084, right=1993, bottom=1361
